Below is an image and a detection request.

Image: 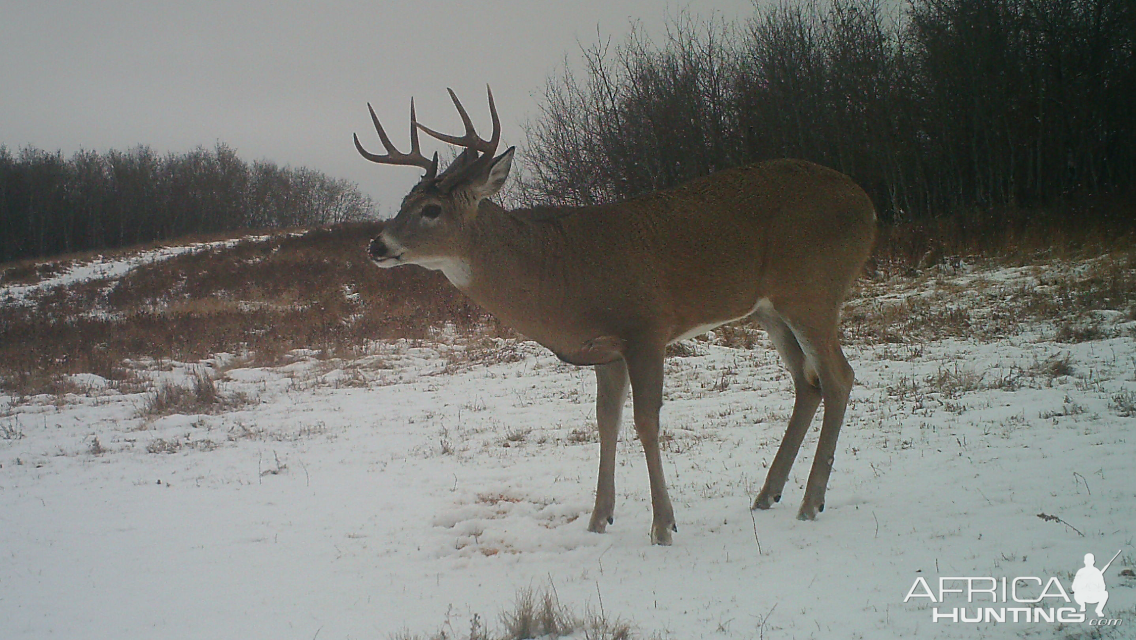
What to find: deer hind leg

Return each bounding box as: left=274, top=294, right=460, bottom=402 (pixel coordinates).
left=792, top=322, right=855, bottom=521
left=753, top=310, right=823, bottom=511
left=588, top=359, right=629, bottom=534
left=624, top=343, right=675, bottom=545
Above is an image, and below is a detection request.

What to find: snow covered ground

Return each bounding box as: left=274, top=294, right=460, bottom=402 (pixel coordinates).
left=0, top=238, right=278, bottom=308
left=1, top=253, right=1134, bottom=639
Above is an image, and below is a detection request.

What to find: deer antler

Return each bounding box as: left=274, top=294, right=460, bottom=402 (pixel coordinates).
left=416, top=85, right=501, bottom=158
left=354, top=99, right=439, bottom=178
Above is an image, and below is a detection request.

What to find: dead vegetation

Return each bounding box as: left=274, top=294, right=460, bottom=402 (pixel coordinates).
left=1, top=418, right=24, bottom=440
left=1, top=217, right=1133, bottom=399
left=391, top=586, right=641, bottom=640
left=0, top=260, right=72, bottom=286
left=1111, top=391, right=1136, bottom=417
left=136, top=368, right=253, bottom=419
left=0, top=223, right=511, bottom=396
left=840, top=247, right=1136, bottom=348
left=871, top=196, right=1136, bottom=277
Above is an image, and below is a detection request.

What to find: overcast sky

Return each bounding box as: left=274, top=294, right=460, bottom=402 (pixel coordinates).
left=2, top=1, right=759, bottom=214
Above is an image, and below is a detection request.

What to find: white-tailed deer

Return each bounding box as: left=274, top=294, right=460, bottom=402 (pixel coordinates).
left=356, top=87, right=876, bottom=545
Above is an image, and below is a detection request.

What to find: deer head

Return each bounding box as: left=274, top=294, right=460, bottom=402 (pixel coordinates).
left=356, top=86, right=514, bottom=278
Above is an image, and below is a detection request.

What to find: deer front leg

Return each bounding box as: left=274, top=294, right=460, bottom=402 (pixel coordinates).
left=588, top=359, right=629, bottom=534
left=624, top=344, right=676, bottom=545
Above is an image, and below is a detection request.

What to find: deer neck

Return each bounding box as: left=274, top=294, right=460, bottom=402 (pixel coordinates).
left=448, top=201, right=579, bottom=335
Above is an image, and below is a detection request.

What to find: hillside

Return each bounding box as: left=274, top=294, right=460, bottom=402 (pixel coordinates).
left=1, top=229, right=1135, bottom=639
left=0, top=224, right=503, bottom=396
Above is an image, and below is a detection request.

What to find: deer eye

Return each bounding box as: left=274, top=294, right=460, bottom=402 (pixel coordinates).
left=420, top=204, right=442, bottom=219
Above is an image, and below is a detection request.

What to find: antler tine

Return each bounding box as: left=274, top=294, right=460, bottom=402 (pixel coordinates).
left=354, top=101, right=438, bottom=175
left=416, top=85, right=501, bottom=157
left=408, top=99, right=440, bottom=177
left=485, top=85, right=501, bottom=154
left=409, top=98, right=423, bottom=157
left=353, top=103, right=398, bottom=162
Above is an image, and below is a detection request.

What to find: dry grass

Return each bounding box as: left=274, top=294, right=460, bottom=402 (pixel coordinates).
left=1027, top=354, right=1075, bottom=379
left=0, top=260, right=72, bottom=286
left=0, top=223, right=509, bottom=396
left=872, top=194, right=1135, bottom=276
left=0, top=227, right=278, bottom=287
left=923, top=364, right=988, bottom=398
left=137, top=368, right=253, bottom=419
left=2, top=205, right=1133, bottom=396
left=1, top=418, right=24, bottom=440
left=566, top=426, right=598, bottom=444
left=840, top=246, right=1136, bottom=347
left=391, top=586, right=641, bottom=640
left=1111, top=391, right=1136, bottom=417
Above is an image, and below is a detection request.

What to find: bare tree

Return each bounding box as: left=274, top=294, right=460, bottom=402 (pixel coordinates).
left=520, top=1, right=1135, bottom=230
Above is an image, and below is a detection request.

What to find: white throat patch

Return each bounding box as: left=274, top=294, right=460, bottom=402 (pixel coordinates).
left=438, top=258, right=473, bottom=288
left=415, top=256, right=473, bottom=289
left=381, top=231, right=472, bottom=288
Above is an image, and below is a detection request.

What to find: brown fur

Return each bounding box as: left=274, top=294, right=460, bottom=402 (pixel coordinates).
left=363, top=96, right=875, bottom=544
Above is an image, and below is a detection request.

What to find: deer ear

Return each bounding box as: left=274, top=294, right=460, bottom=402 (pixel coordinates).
left=473, top=147, right=514, bottom=200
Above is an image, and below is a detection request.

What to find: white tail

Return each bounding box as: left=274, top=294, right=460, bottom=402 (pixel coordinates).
left=356, top=87, right=877, bottom=544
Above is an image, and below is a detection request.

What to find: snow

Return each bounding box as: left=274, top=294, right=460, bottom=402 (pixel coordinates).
left=2, top=258, right=1135, bottom=639
left=0, top=235, right=280, bottom=307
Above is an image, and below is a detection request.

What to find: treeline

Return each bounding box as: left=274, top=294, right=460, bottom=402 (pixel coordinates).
left=0, top=143, right=376, bottom=263
left=520, top=0, right=1135, bottom=224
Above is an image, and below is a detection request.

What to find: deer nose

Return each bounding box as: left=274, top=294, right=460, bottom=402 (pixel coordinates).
left=368, top=237, right=389, bottom=259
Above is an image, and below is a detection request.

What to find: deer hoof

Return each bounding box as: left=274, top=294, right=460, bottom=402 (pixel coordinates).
left=752, top=491, right=780, bottom=511
left=796, top=502, right=823, bottom=521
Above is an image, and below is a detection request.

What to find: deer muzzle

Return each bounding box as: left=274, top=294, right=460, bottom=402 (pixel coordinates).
left=367, top=236, right=402, bottom=266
